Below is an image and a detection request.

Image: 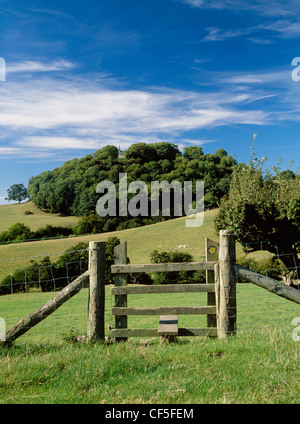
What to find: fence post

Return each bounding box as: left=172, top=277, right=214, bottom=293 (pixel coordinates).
left=218, top=230, right=236, bottom=338
left=87, top=241, right=106, bottom=342
left=114, top=242, right=128, bottom=342
left=205, top=238, right=219, bottom=328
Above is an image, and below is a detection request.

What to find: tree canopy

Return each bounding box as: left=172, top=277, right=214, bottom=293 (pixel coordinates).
left=214, top=160, right=300, bottom=269
left=27, top=143, right=237, bottom=222
left=6, top=183, right=28, bottom=203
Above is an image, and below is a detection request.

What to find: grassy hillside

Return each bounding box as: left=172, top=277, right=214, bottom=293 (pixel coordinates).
left=0, top=201, right=80, bottom=232
left=0, top=207, right=240, bottom=278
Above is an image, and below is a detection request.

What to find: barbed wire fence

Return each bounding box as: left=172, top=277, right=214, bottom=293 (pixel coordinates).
left=0, top=238, right=299, bottom=344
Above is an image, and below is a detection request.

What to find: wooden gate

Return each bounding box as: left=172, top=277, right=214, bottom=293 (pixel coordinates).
left=110, top=230, right=237, bottom=340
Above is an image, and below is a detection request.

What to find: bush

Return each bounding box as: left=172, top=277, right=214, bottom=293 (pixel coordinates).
left=0, top=276, right=13, bottom=295
left=73, top=214, right=103, bottom=236
left=32, top=225, right=73, bottom=240
left=0, top=231, right=8, bottom=244
left=104, top=236, right=121, bottom=284
left=236, top=257, right=287, bottom=282
left=54, top=242, right=89, bottom=290
left=150, top=250, right=205, bottom=284
left=6, top=222, right=31, bottom=242
left=10, top=270, right=26, bottom=293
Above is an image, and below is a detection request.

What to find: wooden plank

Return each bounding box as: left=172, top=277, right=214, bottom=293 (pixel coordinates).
left=111, top=261, right=216, bottom=274
left=158, top=315, right=178, bottom=335
left=110, top=327, right=218, bottom=338
left=235, top=264, right=300, bottom=305
left=114, top=242, right=128, bottom=342
left=112, top=306, right=216, bottom=316
left=206, top=238, right=218, bottom=328
left=111, top=283, right=215, bottom=295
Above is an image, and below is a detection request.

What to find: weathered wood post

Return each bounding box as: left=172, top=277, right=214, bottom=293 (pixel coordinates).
left=114, top=242, right=128, bottom=342
left=205, top=238, right=219, bottom=328
left=218, top=230, right=236, bottom=338
left=87, top=241, right=106, bottom=342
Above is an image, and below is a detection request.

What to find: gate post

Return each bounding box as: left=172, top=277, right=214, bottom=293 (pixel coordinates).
left=218, top=230, right=236, bottom=338
left=114, top=242, right=128, bottom=342
left=87, top=241, right=106, bottom=342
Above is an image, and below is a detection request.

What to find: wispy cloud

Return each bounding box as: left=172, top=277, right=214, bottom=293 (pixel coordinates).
left=0, top=68, right=273, bottom=159
left=2, top=55, right=299, bottom=161
left=6, top=59, right=76, bottom=74
left=202, top=26, right=253, bottom=42
left=183, top=0, right=300, bottom=43
left=182, top=0, right=300, bottom=17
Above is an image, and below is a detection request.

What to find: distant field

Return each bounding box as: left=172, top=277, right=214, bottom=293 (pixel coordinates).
left=0, top=201, right=80, bottom=232
left=0, top=208, right=228, bottom=276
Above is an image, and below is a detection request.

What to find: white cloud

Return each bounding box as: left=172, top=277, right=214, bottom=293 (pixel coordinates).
left=17, top=136, right=99, bottom=150
left=6, top=59, right=76, bottom=74
left=0, top=67, right=289, bottom=159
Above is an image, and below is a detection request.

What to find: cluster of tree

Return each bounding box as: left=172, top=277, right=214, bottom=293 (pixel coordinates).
left=0, top=237, right=121, bottom=295
left=215, top=158, right=300, bottom=269
left=0, top=215, right=157, bottom=246
left=27, top=143, right=237, bottom=225
left=0, top=222, right=73, bottom=244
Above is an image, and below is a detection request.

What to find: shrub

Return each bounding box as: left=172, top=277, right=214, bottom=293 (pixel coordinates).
left=32, top=225, right=73, bottom=240
left=236, top=257, right=287, bottom=281
left=0, top=276, right=13, bottom=295
left=150, top=250, right=205, bottom=284
left=104, top=236, right=121, bottom=284
left=73, top=214, right=103, bottom=236
left=6, top=222, right=31, bottom=242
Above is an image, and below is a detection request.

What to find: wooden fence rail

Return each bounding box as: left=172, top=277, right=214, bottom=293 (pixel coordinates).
left=111, top=261, right=216, bottom=274
left=235, top=264, right=300, bottom=305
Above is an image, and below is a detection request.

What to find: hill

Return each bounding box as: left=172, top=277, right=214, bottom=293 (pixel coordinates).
left=27, top=143, right=237, bottom=224
left=0, top=208, right=230, bottom=277
left=0, top=201, right=79, bottom=233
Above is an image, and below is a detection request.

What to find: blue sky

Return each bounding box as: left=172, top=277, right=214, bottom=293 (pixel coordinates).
left=0, top=0, right=300, bottom=204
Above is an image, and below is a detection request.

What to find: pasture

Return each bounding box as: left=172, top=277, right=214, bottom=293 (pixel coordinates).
left=0, top=283, right=299, bottom=404
left=0, top=203, right=299, bottom=404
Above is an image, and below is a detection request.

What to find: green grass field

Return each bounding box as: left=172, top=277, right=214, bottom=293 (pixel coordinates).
left=0, top=284, right=299, bottom=404
left=1, top=202, right=299, bottom=404
left=0, top=201, right=80, bottom=232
